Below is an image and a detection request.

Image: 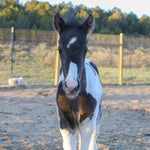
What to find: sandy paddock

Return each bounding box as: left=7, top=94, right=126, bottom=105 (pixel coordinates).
left=0, top=85, right=150, bottom=150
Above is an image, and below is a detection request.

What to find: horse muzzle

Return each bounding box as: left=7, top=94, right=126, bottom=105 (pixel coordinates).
left=63, top=78, right=80, bottom=99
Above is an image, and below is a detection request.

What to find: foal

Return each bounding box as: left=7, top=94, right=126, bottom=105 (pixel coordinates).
left=54, top=13, right=103, bottom=150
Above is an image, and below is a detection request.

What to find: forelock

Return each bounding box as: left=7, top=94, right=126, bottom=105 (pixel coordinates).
left=65, top=14, right=81, bottom=27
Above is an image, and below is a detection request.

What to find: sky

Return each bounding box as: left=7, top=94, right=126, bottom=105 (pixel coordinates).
left=19, top=0, right=150, bottom=18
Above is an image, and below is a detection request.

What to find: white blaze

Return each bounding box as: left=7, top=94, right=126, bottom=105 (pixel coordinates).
left=67, top=37, right=77, bottom=48
left=65, top=62, right=78, bottom=90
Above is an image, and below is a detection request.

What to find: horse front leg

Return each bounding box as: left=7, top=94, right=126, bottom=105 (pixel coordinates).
left=57, top=109, right=76, bottom=150
left=60, top=128, right=76, bottom=150
left=79, top=117, right=97, bottom=150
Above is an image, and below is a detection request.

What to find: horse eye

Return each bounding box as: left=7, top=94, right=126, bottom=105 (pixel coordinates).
left=58, top=47, right=63, bottom=53
left=84, top=49, right=88, bottom=54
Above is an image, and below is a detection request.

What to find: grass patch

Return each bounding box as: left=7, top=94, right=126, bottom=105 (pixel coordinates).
left=1, top=40, right=150, bottom=86
left=1, top=64, right=150, bottom=86
left=0, top=63, right=55, bottom=86
left=99, top=67, right=150, bottom=85
left=123, top=67, right=150, bottom=85
left=99, top=67, right=119, bottom=85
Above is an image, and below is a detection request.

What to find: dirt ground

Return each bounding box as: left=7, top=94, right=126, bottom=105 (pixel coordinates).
left=0, top=85, right=150, bottom=150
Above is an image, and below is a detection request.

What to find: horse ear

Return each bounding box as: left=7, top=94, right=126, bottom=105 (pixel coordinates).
left=81, top=14, right=95, bottom=35
left=54, top=13, right=65, bottom=34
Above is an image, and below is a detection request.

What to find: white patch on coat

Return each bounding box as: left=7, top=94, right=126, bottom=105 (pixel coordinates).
left=64, top=62, right=79, bottom=99
left=67, top=37, right=77, bottom=48
left=60, top=129, right=76, bottom=150
left=85, top=59, right=102, bottom=102
left=65, top=62, right=78, bottom=89
left=58, top=71, right=64, bottom=85
left=58, top=63, right=79, bottom=99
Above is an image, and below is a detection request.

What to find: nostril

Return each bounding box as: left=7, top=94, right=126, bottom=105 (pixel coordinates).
left=77, top=82, right=80, bottom=89
left=77, top=78, right=80, bottom=86
left=65, top=81, right=68, bottom=88
left=76, top=82, right=80, bottom=91
left=70, top=84, right=80, bottom=93
left=64, top=79, right=80, bottom=92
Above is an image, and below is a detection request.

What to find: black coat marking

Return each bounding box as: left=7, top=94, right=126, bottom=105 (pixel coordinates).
left=56, top=82, right=97, bottom=130
left=89, top=61, right=99, bottom=75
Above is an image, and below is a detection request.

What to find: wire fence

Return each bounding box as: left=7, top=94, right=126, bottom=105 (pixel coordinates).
left=88, top=35, right=150, bottom=85
left=0, top=28, right=150, bottom=87
left=0, top=28, right=57, bottom=87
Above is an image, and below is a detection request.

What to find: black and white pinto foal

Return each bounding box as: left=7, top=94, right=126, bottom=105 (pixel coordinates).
left=54, top=13, right=103, bottom=150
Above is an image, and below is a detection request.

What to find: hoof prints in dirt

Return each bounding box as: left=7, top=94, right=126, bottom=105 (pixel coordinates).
left=0, top=86, right=150, bottom=149
left=99, top=109, right=150, bottom=150
left=0, top=108, right=150, bottom=149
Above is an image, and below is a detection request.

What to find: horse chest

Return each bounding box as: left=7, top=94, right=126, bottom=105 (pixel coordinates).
left=57, top=89, right=97, bottom=129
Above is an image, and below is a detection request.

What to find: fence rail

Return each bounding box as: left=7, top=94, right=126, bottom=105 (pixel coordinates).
left=88, top=43, right=122, bottom=46
left=54, top=33, right=124, bottom=85
left=0, top=28, right=150, bottom=87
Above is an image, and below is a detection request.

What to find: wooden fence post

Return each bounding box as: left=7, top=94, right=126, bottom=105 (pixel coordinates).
left=119, top=33, right=123, bottom=85
left=54, top=35, right=60, bottom=86
left=10, top=27, right=15, bottom=87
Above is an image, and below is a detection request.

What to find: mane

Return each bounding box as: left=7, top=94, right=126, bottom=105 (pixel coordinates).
left=65, top=14, right=81, bottom=27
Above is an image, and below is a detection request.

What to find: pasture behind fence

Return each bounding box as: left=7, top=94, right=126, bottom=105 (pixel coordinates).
left=0, top=28, right=150, bottom=87
left=0, top=28, right=57, bottom=87
left=87, top=34, right=150, bottom=85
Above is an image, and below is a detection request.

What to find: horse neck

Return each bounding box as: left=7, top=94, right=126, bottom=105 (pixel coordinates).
left=80, top=65, right=87, bottom=93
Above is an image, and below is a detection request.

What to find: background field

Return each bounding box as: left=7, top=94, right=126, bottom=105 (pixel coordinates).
left=0, top=29, right=150, bottom=86
left=0, top=29, right=150, bottom=150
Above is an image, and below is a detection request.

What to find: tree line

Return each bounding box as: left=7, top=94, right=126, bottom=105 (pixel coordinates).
left=0, top=0, right=150, bottom=37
